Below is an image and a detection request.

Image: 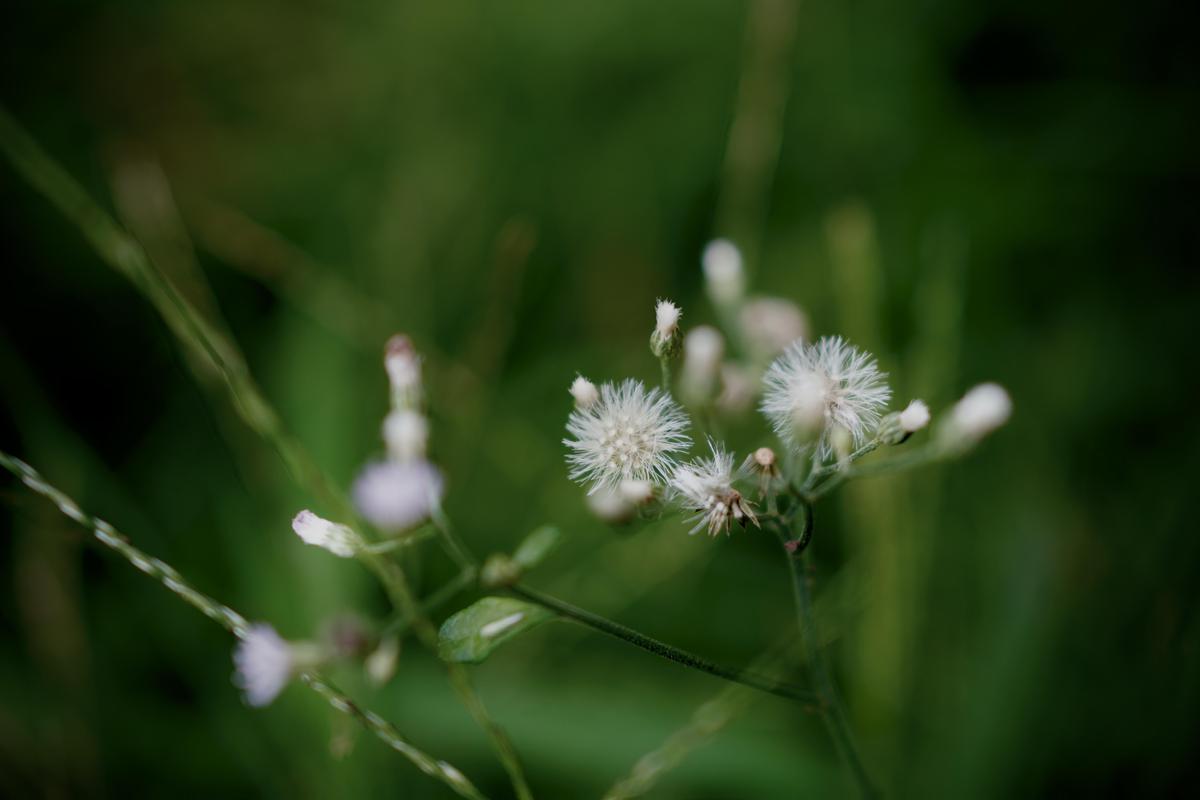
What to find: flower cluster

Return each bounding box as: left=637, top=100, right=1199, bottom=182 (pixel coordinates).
left=562, top=238, right=1012, bottom=538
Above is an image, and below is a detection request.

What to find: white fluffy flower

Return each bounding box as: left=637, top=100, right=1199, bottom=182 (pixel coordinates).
left=564, top=379, right=691, bottom=492
left=233, top=624, right=294, bottom=707
left=352, top=459, right=444, bottom=532
left=899, top=399, right=931, bottom=433
left=702, top=239, right=744, bottom=305
left=585, top=485, right=635, bottom=523
left=944, top=383, right=1011, bottom=445
left=761, top=336, right=891, bottom=456
left=383, top=409, right=429, bottom=462
left=680, top=326, right=725, bottom=405
left=670, top=440, right=758, bottom=537
left=739, top=297, right=809, bottom=360
left=654, top=299, right=681, bottom=341
left=291, top=510, right=361, bottom=558
left=569, top=375, right=599, bottom=410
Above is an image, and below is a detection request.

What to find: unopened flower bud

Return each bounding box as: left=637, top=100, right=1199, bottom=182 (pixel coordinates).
left=650, top=299, right=683, bottom=359
left=941, top=383, right=1011, bottom=450
left=879, top=400, right=931, bottom=445
left=569, top=375, right=599, bottom=410
left=618, top=479, right=656, bottom=506
left=831, top=425, right=853, bottom=467
left=702, top=239, right=744, bottom=306
left=743, top=446, right=781, bottom=496
left=481, top=553, right=522, bottom=588
left=680, top=326, right=724, bottom=405
left=586, top=486, right=636, bottom=524
left=384, top=334, right=422, bottom=410
left=365, top=634, right=401, bottom=687
left=292, top=510, right=362, bottom=558
left=383, top=409, right=428, bottom=462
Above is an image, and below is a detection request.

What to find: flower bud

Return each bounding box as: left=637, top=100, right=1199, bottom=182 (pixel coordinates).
left=702, top=239, right=744, bottom=306
left=292, top=510, right=362, bottom=558
left=739, top=297, right=808, bottom=361
left=569, top=375, right=599, bottom=410
left=365, top=634, right=401, bottom=687
left=384, top=334, right=422, bottom=410
left=679, top=325, right=724, bottom=405
left=650, top=299, right=683, bottom=359
left=618, top=479, right=656, bottom=506
left=941, top=383, right=1011, bottom=450
left=586, top=485, right=636, bottom=524
left=878, top=400, right=931, bottom=445
left=481, top=553, right=522, bottom=588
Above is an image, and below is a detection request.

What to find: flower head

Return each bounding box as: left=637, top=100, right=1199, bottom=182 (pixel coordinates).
left=899, top=399, right=931, bottom=433
left=739, top=297, right=809, bottom=361
left=291, top=510, right=361, bottom=558
left=569, top=375, right=599, bottom=410
left=564, top=379, right=691, bottom=492
left=352, top=459, right=444, bottom=532
left=761, top=336, right=891, bottom=456
left=702, top=239, right=744, bottom=305
left=670, top=440, right=758, bottom=536
left=233, top=624, right=294, bottom=707
left=942, top=383, right=1011, bottom=447
left=679, top=326, right=724, bottom=405
left=650, top=300, right=683, bottom=358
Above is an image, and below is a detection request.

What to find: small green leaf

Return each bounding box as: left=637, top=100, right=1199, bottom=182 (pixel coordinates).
left=438, top=597, right=553, bottom=664
left=511, top=525, right=561, bottom=571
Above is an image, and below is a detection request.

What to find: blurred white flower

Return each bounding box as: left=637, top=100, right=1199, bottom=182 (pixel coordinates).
left=384, top=334, right=422, bottom=410
left=569, top=375, right=600, bottom=410
left=618, top=478, right=656, bottom=505
left=670, top=439, right=758, bottom=537
left=716, top=362, right=756, bottom=414
left=899, top=399, right=931, bottom=433
left=564, top=379, right=691, bottom=492
left=943, top=383, right=1011, bottom=446
left=761, top=336, right=891, bottom=457
left=739, top=297, right=809, bottom=360
left=233, top=624, right=294, bottom=707
left=586, top=485, right=636, bottom=523
left=352, top=459, right=444, bottom=532
left=702, top=239, right=744, bottom=305
left=679, top=325, right=724, bottom=405
left=383, top=409, right=429, bottom=462
left=291, top=510, right=361, bottom=558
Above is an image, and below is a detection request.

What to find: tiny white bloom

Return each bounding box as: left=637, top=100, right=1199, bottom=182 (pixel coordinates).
left=383, top=409, right=429, bottom=462
left=291, top=510, right=361, bottom=558
left=739, top=297, right=809, bottom=360
left=585, top=485, right=636, bottom=523
left=655, top=299, right=681, bottom=338
left=945, top=383, right=1011, bottom=444
left=233, top=624, right=294, bottom=707
left=384, top=334, right=422, bottom=409
left=761, top=336, right=891, bottom=456
left=564, top=379, right=691, bottom=492
left=702, top=239, right=744, bottom=305
left=569, top=375, right=600, bottom=410
left=680, top=325, right=724, bottom=405
left=352, top=459, right=444, bottom=532
left=899, top=399, right=931, bottom=433
left=670, top=439, right=758, bottom=537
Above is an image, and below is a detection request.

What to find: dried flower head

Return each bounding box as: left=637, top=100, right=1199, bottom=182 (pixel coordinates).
left=742, top=446, right=781, bottom=496
left=564, top=379, right=691, bottom=493
left=352, top=459, right=444, bottom=532
left=702, top=239, right=745, bottom=305
left=569, top=375, right=600, bottom=410
left=233, top=624, right=294, bottom=707
left=670, top=440, right=759, bottom=537
left=291, top=510, right=361, bottom=558
left=761, top=336, right=891, bottom=456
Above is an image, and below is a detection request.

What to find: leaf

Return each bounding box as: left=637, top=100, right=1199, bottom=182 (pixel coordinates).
left=512, top=525, right=561, bottom=571
left=438, top=597, right=553, bottom=664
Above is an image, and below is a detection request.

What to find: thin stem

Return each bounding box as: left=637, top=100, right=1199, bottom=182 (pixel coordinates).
left=0, top=451, right=488, bottom=800
left=510, top=583, right=815, bottom=705
left=775, top=515, right=877, bottom=798
left=361, top=526, right=438, bottom=554
left=659, top=356, right=672, bottom=392
left=381, top=566, right=478, bottom=639
left=807, top=443, right=942, bottom=501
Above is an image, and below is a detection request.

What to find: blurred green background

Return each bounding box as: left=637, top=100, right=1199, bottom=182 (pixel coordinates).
left=2, top=0, right=1197, bottom=797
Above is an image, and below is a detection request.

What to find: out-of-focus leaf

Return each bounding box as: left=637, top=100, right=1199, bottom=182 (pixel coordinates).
left=438, top=597, right=553, bottom=664
left=512, top=525, right=562, bottom=571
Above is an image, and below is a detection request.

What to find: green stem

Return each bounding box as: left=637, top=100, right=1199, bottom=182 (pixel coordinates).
left=510, top=583, right=815, bottom=705
left=0, top=451, right=488, bottom=800
left=775, top=514, right=877, bottom=798
left=659, top=357, right=672, bottom=392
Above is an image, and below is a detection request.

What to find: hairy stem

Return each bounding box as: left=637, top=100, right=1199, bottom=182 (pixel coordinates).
left=510, top=583, right=815, bottom=705
left=775, top=513, right=877, bottom=798
left=0, top=451, right=488, bottom=800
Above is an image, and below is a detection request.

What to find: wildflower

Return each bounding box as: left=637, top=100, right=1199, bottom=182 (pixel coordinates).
left=383, top=409, right=429, bottom=462
left=233, top=624, right=296, bottom=707
left=716, top=362, right=756, bottom=414
left=878, top=399, right=931, bottom=445
left=679, top=326, right=724, bottom=405
left=385, top=334, right=422, bottom=410
left=761, top=336, right=891, bottom=457
left=742, top=446, right=780, bottom=496
left=702, top=239, right=744, bottom=306
left=585, top=485, right=636, bottom=524
left=291, top=510, right=362, bottom=558
left=564, top=379, right=691, bottom=492
left=569, top=375, right=600, bottom=410
left=739, top=297, right=809, bottom=361
left=618, top=479, right=656, bottom=506
left=670, top=440, right=759, bottom=537
left=352, top=459, right=444, bottom=532
left=650, top=300, right=683, bottom=359
left=941, top=383, right=1011, bottom=448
